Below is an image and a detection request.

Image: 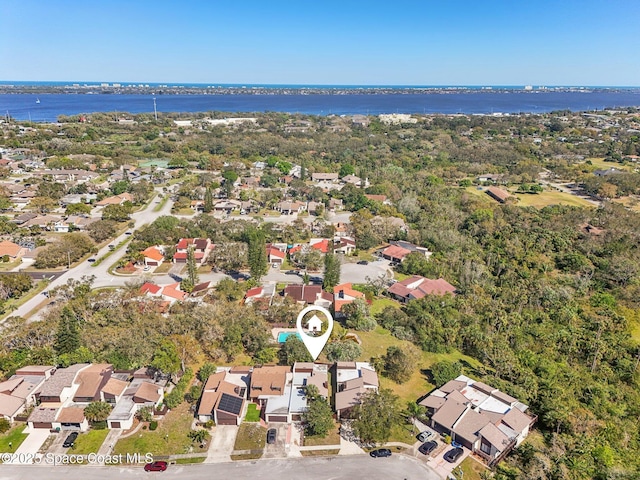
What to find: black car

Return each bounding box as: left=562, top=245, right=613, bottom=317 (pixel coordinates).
left=357, top=260, right=369, bottom=265
left=418, top=440, right=438, bottom=455
left=309, top=276, right=323, bottom=283
left=63, top=431, right=78, bottom=448
left=266, top=428, right=277, bottom=444
left=369, top=448, right=392, bottom=458
left=443, top=447, right=464, bottom=463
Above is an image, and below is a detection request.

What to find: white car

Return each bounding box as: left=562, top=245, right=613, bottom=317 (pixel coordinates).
left=143, top=266, right=151, bottom=271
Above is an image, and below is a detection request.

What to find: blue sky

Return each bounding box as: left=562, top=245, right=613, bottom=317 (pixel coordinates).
left=2, top=0, right=639, bottom=85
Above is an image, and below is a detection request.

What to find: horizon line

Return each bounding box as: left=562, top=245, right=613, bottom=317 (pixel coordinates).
left=2, top=80, right=640, bottom=89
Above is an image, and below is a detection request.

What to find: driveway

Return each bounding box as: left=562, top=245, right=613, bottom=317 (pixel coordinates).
left=340, top=258, right=392, bottom=284
left=205, top=425, right=237, bottom=463
left=263, top=424, right=288, bottom=459
left=426, top=444, right=470, bottom=479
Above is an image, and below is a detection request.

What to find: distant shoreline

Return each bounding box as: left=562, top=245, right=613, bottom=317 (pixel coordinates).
left=1, top=83, right=639, bottom=96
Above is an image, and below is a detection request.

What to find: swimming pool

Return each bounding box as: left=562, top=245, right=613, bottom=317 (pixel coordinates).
left=277, top=331, right=301, bottom=343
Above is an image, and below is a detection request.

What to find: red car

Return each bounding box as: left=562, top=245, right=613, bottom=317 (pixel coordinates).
left=144, top=461, right=168, bottom=472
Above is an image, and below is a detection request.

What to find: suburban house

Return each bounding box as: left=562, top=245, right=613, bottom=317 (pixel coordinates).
left=107, top=370, right=165, bottom=430
left=274, top=200, right=306, bottom=215
left=333, top=362, right=379, bottom=420
left=419, top=375, right=536, bottom=467
left=328, top=198, right=343, bottom=211
left=0, top=365, right=54, bottom=422
left=140, top=282, right=189, bottom=304
left=141, top=246, right=164, bottom=267
left=387, top=275, right=456, bottom=303
left=197, top=368, right=249, bottom=425
left=333, top=237, right=356, bottom=255
left=72, top=364, right=114, bottom=402
left=486, top=187, right=512, bottom=204
left=267, top=246, right=286, bottom=266
left=341, top=174, right=368, bottom=188
left=311, top=173, right=339, bottom=184
left=213, top=200, right=241, bottom=214
left=244, top=284, right=276, bottom=306
left=249, top=365, right=291, bottom=421
left=380, top=241, right=432, bottom=263
left=0, top=240, right=28, bottom=260
left=364, top=194, right=390, bottom=205
left=333, top=283, right=365, bottom=315
left=95, top=192, right=133, bottom=207
left=283, top=285, right=333, bottom=309
left=173, top=238, right=213, bottom=264
left=476, top=174, right=503, bottom=183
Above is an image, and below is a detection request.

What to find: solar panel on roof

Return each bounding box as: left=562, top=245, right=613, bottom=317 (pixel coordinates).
left=218, top=393, right=243, bottom=415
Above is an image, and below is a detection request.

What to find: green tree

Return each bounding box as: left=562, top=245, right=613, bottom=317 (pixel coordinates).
left=278, top=336, right=312, bottom=365
left=151, top=340, right=181, bottom=379
left=322, top=252, right=341, bottom=291
left=430, top=360, right=462, bottom=388
left=55, top=306, right=80, bottom=355
left=383, top=346, right=413, bottom=384
left=83, top=401, right=112, bottom=423
left=352, top=389, right=401, bottom=444
left=65, top=203, right=91, bottom=216
left=325, top=341, right=362, bottom=362
left=102, top=202, right=133, bottom=222
left=246, top=228, right=267, bottom=281
left=339, top=164, right=355, bottom=177
left=0, top=418, right=10, bottom=433
left=183, top=246, right=199, bottom=292
left=303, top=398, right=334, bottom=437
left=203, top=187, right=214, bottom=213
left=197, top=362, right=217, bottom=382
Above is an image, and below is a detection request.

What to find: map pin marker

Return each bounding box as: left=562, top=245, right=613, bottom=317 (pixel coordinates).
left=296, top=305, right=334, bottom=361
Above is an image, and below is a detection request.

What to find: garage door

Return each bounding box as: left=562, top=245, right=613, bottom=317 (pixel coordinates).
left=110, top=422, right=121, bottom=428
left=216, top=417, right=236, bottom=425
left=147, top=261, right=158, bottom=266
left=32, top=422, right=52, bottom=429
left=267, top=415, right=288, bottom=423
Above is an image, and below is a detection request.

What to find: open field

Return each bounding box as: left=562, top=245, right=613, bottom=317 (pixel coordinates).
left=583, top=157, right=633, bottom=172
left=357, top=326, right=482, bottom=405
left=514, top=190, right=594, bottom=208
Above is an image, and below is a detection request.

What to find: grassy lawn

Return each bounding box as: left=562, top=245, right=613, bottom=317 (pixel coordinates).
left=387, top=423, right=417, bottom=444
left=583, top=157, right=632, bottom=172
left=70, top=429, right=109, bottom=455
left=514, top=190, right=593, bottom=208
left=0, top=424, right=28, bottom=453
left=231, top=423, right=265, bottom=460
left=244, top=404, right=260, bottom=422
left=464, top=186, right=493, bottom=202
left=370, top=297, right=400, bottom=316
left=113, top=402, right=197, bottom=456
left=301, top=449, right=340, bottom=456
left=153, top=262, right=173, bottom=274
left=197, top=265, right=212, bottom=274
left=613, top=196, right=640, bottom=212
left=303, top=422, right=341, bottom=446
left=458, top=456, right=488, bottom=480
left=0, top=259, right=22, bottom=271
left=174, top=456, right=206, bottom=464
left=357, top=326, right=482, bottom=405
left=153, top=195, right=169, bottom=212
left=393, top=271, right=410, bottom=281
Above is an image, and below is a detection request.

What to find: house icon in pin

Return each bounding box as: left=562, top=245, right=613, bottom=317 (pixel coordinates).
left=306, top=314, right=323, bottom=333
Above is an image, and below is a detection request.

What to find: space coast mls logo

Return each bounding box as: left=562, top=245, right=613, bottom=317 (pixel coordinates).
left=296, top=305, right=334, bottom=361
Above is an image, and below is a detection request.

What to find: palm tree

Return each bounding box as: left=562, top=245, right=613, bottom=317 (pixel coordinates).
left=84, top=401, right=112, bottom=423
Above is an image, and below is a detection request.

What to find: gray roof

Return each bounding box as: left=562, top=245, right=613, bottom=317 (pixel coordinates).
left=38, top=364, right=89, bottom=397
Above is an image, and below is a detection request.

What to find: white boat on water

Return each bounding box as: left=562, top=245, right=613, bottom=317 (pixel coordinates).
left=36, top=98, right=40, bottom=104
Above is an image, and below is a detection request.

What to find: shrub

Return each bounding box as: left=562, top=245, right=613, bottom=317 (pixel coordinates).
left=0, top=418, right=10, bottom=433
left=149, top=420, right=158, bottom=431
left=204, top=420, right=214, bottom=429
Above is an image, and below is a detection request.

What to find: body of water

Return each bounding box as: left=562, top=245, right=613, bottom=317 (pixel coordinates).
left=2, top=91, right=640, bottom=122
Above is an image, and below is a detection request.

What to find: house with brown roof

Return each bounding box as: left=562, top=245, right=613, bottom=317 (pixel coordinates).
left=73, top=364, right=113, bottom=403
left=333, top=237, right=356, bottom=255
left=0, top=366, right=54, bottom=422
left=197, top=369, right=249, bottom=425
left=96, top=192, right=133, bottom=206
left=248, top=365, right=290, bottom=414
left=283, top=285, right=333, bottom=309
left=486, top=186, right=512, bottom=203
left=380, top=244, right=412, bottom=263
left=333, top=362, right=379, bottom=420
left=274, top=200, right=306, bottom=215
left=387, top=275, right=456, bottom=303
left=419, top=375, right=536, bottom=467
left=0, top=240, right=28, bottom=260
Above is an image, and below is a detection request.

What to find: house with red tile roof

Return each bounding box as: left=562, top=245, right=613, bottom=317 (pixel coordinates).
left=267, top=246, right=286, bottom=265
left=0, top=240, right=28, bottom=260
left=309, top=238, right=331, bottom=253
left=140, top=282, right=188, bottom=303
left=244, top=284, right=276, bottom=306
left=380, top=244, right=412, bottom=263
left=141, top=246, right=164, bottom=267
left=173, top=238, right=212, bottom=264
left=333, top=283, right=365, bottom=314
left=387, top=275, right=456, bottom=303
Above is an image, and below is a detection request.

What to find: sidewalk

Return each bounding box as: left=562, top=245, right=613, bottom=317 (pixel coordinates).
left=96, top=429, right=122, bottom=457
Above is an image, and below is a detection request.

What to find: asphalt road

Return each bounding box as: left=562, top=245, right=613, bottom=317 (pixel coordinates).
left=0, top=455, right=440, bottom=480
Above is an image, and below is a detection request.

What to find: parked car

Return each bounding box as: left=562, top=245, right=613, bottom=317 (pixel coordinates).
left=143, top=266, right=151, bottom=272
left=443, top=447, right=464, bottom=463
left=267, top=428, right=277, bottom=444
left=369, top=448, right=392, bottom=458
left=62, top=431, right=78, bottom=448
left=108, top=244, right=115, bottom=250
left=87, top=258, right=96, bottom=263
left=144, top=461, right=168, bottom=472
left=357, top=260, right=369, bottom=265
left=418, top=440, right=438, bottom=455
left=125, top=231, right=132, bottom=235
left=417, top=430, right=436, bottom=443
left=309, top=276, right=323, bottom=283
